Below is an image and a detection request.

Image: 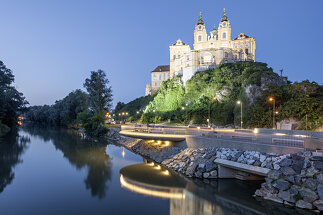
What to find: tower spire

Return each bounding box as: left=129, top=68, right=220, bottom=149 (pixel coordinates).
left=221, top=8, right=228, bottom=22
left=197, top=11, right=204, bottom=25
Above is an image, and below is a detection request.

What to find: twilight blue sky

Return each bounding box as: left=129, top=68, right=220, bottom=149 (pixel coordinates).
left=0, top=0, right=322, bottom=106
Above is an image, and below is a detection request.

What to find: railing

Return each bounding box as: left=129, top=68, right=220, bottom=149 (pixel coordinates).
left=121, top=125, right=211, bottom=136
left=121, top=125, right=323, bottom=149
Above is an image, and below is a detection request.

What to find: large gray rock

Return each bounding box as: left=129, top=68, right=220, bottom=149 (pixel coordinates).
left=247, top=159, right=255, bottom=165
left=317, top=174, right=323, bottom=184
left=281, top=166, right=297, bottom=176
left=260, top=154, right=266, bottom=163
left=268, top=170, right=282, bottom=180
left=203, top=172, right=210, bottom=178
left=299, top=187, right=318, bottom=203
left=195, top=171, right=202, bottom=178
left=291, top=154, right=304, bottom=161
left=296, top=200, right=313, bottom=210
left=289, top=185, right=299, bottom=196
left=205, top=160, right=217, bottom=172
left=292, top=160, right=304, bottom=174
left=255, top=189, right=265, bottom=197
left=285, top=176, right=295, bottom=184
left=209, top=170, right=218, bottom=178
left=279, top=158, right=292, bottom=167
left=313, top=200, right=323, bottom=211
left=317, top=184, right=323, bottom=200
left=197, top=163, right=205, bottom=172
left=303, top=178, right=317, bottom=191
left=278, top=190, right=295, bottom=203
left=273, top=179, right=290, bottom=191
left=314, top=161, right=323, bottom=171
left=264, top=194, right=283, bottom=204
left=294, top=175, right=302, bottom=185
left=261, top=183, right=278, bottom=194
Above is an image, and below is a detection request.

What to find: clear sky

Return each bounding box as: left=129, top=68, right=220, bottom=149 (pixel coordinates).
left=0, top=0, right=322, bottom=106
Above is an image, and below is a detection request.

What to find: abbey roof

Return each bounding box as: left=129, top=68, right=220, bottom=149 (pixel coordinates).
left=152, top=65, right=170, bottom=73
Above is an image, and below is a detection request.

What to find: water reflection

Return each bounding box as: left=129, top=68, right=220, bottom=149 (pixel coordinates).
left=22, top=125, right=112, bottom=199
left=0, top=129, right=30, bottom=193
left=120, top=161, right=307, bottom=215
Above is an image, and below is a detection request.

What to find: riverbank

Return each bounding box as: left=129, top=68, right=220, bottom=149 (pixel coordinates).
left=113, top=127, right=323, bottom=213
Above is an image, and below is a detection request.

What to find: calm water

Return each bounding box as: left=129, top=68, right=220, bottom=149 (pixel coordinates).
left=0, top=126, right=307, bottom=215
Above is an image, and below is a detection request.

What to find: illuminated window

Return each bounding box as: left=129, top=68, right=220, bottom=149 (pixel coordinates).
left=198, top=35, right=202, bottom=41
left=222, top=32, right=226, bottom=39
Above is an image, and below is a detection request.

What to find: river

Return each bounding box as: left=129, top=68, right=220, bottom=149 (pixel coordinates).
left=0, top=126, right=307, bottom=215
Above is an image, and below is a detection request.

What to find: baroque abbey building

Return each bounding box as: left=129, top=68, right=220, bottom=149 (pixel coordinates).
left=145, top=9, right=256, bottom=95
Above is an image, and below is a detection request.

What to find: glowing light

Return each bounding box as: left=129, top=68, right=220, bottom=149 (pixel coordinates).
left=155, top=165, right=161, bottom=170
left=147, top=162, right=155, bottom=166
left=120, top=175, right=184, bottom=199
left=253, top=128, right=259, bottom=134
left=237, top=100, right=241, bottom=105
left=181, top=107, right=185, bottom=110
left=269, top=97, right=274, bottom=102
left=165, top=141, right=170, bottom=146
left=274, top=133, right=287, bottom=136
left=157, top=140, right=161, bottom=144
left=197, top=127, right=201, bottom=130
left=213, top=96, right=217, bottom=101
left=275, top=111, right=279, bottom=114
left=294, top=134, right=309, bottom=138
left=162, top=170, right=170, bottom=175
left=122, top=148, right=125, bottom=158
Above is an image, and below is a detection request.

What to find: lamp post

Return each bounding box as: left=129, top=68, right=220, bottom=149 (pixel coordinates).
left=269, top=97, right=276, bottom=129
left=237, top=100, right=243, bottom=129
left=208, top=96, right=217, bottom=128
left=153, top=110, right=156, bottom=125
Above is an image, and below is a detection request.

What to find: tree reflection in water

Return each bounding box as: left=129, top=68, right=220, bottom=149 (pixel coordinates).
left=0, top=129, right=30, bottom=193
left=22, top=125, right=112, bottom=199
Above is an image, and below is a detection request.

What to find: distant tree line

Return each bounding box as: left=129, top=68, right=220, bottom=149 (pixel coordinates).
left=25, top=70, right=113, bottom=137
left=0, top=60, right=28, bottom=136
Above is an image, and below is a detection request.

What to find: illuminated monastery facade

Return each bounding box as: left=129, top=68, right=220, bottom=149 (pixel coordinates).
left=146, top=9, right=256, bottom=95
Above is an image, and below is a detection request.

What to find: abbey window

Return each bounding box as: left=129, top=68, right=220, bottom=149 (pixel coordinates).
left=222, top=32, right=226, bottom=39
left=198, top=35, right=202, bottom=42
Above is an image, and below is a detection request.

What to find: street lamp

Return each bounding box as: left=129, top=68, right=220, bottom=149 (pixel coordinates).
left=268, top=97, right=276, bottom=129
left=237, top=100, right=243, bottom=129
left=208, top=96, right=217, bottom=128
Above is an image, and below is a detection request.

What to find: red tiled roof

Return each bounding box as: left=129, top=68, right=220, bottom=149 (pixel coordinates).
left=151, top=65, right=170, bottom=73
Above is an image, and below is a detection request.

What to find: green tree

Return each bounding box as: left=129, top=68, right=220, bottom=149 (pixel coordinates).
left=0, top=60, right=28, bottom=134
left=83, top=70, right=112, bottom=113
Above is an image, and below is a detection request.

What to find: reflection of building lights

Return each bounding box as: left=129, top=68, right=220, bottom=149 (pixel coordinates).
left=165, top=141, right=170, bottom=146
left=157, top=140, right=161, bottom=144
left=155, top=165, right=161, bottom=170
left=147, top=162, right=155, bottom=166
left=162, top=170, right=170, bottom=175
left=120, top=175, right=184, bottom=199
left=122, top=148, right=125, bottom=158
